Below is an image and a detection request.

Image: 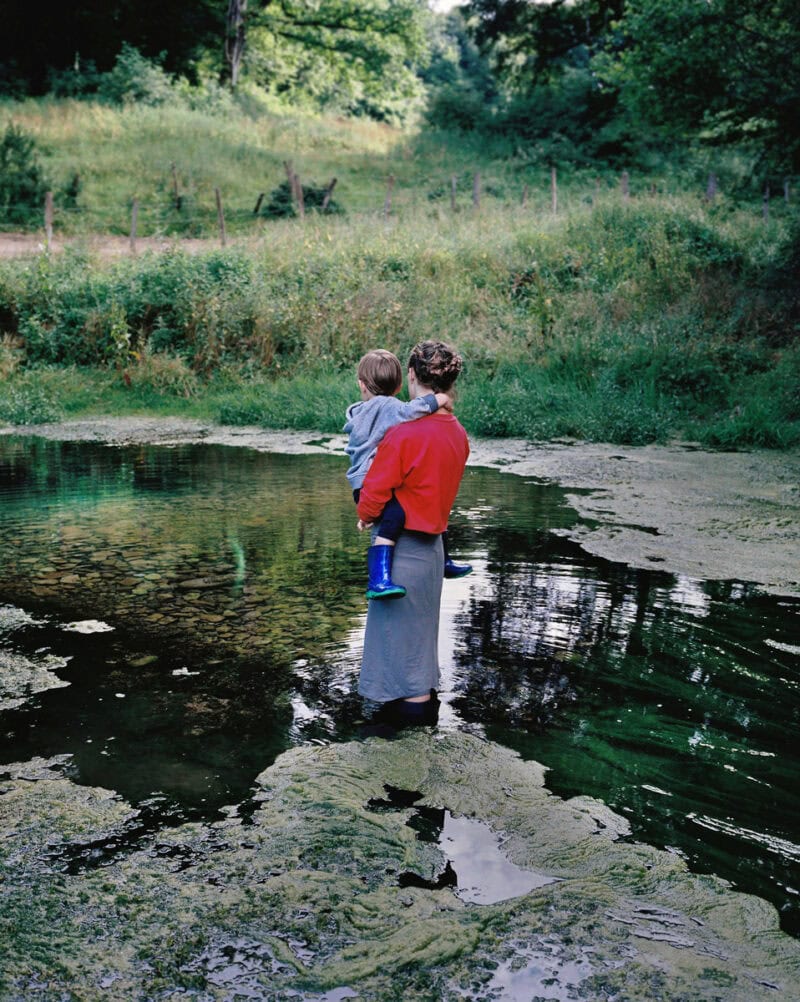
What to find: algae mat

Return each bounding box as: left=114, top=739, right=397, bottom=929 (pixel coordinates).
left=2, top=731, right=798, bottom=1000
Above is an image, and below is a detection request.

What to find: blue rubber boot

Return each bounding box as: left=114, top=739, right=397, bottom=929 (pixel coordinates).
left=444, top=558, right=473, bottom=579
left=366, top=545, right=406, bottom=600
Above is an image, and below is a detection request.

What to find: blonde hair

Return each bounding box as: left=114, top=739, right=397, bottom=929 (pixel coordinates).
left=357, top=349, right=403, bottom=396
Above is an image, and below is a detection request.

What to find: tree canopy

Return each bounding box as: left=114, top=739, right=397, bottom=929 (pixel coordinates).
left=1, top=0, right=798, bottom=169
left=601, top=0, right=800, bottom=170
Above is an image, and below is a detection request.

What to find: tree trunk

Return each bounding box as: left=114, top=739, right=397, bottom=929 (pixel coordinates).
left=226, top=0, right=248, bottom=89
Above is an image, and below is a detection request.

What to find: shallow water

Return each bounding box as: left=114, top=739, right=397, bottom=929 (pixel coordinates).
left=1, top=435, right=799, bottom=935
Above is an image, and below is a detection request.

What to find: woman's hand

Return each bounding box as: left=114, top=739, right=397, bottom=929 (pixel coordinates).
left=357, top=519, right=374, bottom=532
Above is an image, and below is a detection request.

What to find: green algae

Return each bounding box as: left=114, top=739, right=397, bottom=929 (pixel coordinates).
left=2, top=733, right=799, bottom=1000
left=0, top=651, right=70, bottom=712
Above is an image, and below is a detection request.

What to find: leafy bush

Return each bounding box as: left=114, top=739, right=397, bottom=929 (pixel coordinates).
left=98, top=45, right=174, bottom=106
left=0, top=376, right=63, bottom=425
left=47, top=59, right=102, bottom=98
left=260, top=180, right=344, bottom=219
left=0, top=123, right=48, bottom=227
left=425, top=83, right=491, bottom=133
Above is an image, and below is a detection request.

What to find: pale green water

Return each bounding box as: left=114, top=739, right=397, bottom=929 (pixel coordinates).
left=1, top=435, right=798, bottom=935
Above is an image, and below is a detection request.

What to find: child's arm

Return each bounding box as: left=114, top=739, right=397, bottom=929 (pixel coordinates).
left=391, top=393, right=447, bottom=422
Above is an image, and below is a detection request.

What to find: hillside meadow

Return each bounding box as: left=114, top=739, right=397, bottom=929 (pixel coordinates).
left=0, top=99, right=798, bottom=449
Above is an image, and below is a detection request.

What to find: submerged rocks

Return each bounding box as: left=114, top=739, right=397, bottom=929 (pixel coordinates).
left=2, top=732, right=798, bottom=999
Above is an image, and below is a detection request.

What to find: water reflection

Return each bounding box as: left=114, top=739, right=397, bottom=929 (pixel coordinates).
left=1, top=435, right=799, bottom=935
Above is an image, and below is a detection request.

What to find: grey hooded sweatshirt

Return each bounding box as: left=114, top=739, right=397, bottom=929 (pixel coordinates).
left=343, top=393, right=438, bottom=490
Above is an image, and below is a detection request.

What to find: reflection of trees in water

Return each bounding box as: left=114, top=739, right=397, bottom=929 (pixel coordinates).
left=450, top=538, right=800, bottom=936
left=450, top=530, right=700, bottom=734
left=452, top=536, right=786, bottom=740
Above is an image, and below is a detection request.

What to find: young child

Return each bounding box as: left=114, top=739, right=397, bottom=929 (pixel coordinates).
left=344, top=348, right=472, bottom=599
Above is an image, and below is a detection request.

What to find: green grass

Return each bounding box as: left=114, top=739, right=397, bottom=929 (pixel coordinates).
left=0, top=98, right=798, bottom=450
left=3, top=96, right=772, bottom=238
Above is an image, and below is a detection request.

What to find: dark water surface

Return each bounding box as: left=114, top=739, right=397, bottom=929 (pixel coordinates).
left=1, top=436, right=799, bottom=935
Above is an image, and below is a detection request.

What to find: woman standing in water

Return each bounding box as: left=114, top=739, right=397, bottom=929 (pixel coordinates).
left=356, top=340, right=470, bottom=726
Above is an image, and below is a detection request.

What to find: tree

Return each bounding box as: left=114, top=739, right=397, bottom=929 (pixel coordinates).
left=0, top=1, right=225, bottom=93
left=0, top=0, right=431, bottom=123
left=226, top=0, right=248, bottom=88
left=241, top=0, right=430, bottom=91
left=464, top=0, right=624, bottom=90
left=598, top=0, right=800, bottom=170
left=451, top=1, right=626, bottom=158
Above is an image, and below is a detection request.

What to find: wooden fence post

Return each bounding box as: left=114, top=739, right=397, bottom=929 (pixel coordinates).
left=214, top=187, right=227, bottom=246
left=450, top=175, right=457, bottom=213
left=293, top=174, right=305, bottom=219
left=129, top=197, right=139, bottom=254
left=382, top=175, right=394, bottom=220
left=283, top=160, right=304, bottom=218
left=171, top=163, right=181, bottom=210
left=551, top=167, right=558, bottom=215
left=322, top=177, right=338, bottom=213
left=763, top=182, right=770, bottom=222
left=705, top=173, right=718, bottom=201
left=253, top=193, right=265, bottom=215
left=621, top=170, right=630, bottom=201
left=472, top=171, right=481, bottom=210
left=44, top=191, right=54, bottom=250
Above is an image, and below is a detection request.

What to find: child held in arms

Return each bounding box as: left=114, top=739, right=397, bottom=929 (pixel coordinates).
left=344, top=348, right=472, bottom=599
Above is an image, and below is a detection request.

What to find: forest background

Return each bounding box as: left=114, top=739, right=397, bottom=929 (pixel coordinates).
left=0, top=0, right=798, bottom=449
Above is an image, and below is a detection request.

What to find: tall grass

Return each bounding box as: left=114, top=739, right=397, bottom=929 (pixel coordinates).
left=0, top=98, right=797, bottom=448
left=1, top=97, right=762, bottom=238
left=1, top=190, right=797, bottom=448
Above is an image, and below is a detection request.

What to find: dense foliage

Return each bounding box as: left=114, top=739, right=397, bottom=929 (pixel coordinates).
left=2, top=2, right=798, bottom=168
left=1, top=194, right=798, bottom=448
left=0, top=124, right=48, bottom=225
left=0, top=2, right=797, bottom=449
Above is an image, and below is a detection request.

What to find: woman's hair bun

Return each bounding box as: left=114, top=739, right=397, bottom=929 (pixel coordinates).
left=408, top=340, right=463, bottom=392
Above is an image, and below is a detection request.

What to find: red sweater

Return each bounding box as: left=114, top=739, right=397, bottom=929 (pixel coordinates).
left=357, top=411, right=470, bottom=534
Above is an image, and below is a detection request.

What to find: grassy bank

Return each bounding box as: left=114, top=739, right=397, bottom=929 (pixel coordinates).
left=1, top=190, right=798, bottom=449
left=2, top=97, right=770, bottom=239
left=0, top=98, right=798, bottom=449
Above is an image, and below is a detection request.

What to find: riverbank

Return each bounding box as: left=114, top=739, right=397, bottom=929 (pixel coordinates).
left=5, top=416, right=799, bottom=597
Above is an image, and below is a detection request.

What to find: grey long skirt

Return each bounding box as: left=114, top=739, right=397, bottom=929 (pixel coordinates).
left=359, top=531, right=444, bottom=703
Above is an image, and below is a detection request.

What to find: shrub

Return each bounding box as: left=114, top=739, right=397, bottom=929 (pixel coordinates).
left=122, top=347, right=198, bottom=398
left=0, top=123, right=48, bottom=228
left=260, top=180, right=344, bottom=219
left=47, top=59, right=102, bottom=98
left=0, top=376, right=63, bottom=425
left=98, top=45, right=175, bottom=106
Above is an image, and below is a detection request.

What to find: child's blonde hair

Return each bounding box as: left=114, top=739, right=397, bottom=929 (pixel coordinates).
left=357, top=349, right=403, bottom=396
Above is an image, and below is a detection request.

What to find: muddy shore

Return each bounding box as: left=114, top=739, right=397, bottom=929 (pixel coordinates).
left=5, top=416, right=799, bottom=597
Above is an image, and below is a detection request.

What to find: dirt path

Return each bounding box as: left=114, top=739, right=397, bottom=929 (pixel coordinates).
left=0, top=232, right=219, bottom=259
left=4, top=417, right=799, bottom=597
